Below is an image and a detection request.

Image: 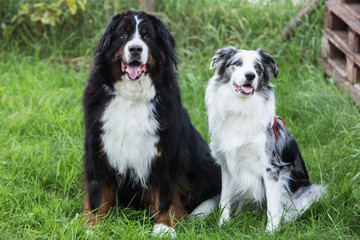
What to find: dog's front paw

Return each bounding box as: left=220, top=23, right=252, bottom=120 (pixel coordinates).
left=218, top=207, right=231, bottom=227
left=218, top=213, right=231, bottom=227
left=265, top=221, right=280, bottom=233
left=218, top=217, right=228, bottom=227
left=152, top=224, right=177, bottom=238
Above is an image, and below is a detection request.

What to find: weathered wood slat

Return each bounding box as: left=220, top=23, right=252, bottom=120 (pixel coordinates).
left=325, top=29, right=360, bottom=66
left=342, top=3, right=360, bottom=21
left=321, top=1, right=360, bottom=104
left=319, top=57, right=360, bottom=106
left=326, top=2, right=360, bottom=33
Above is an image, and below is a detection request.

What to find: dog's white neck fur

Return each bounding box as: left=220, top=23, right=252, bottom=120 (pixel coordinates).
left=115, top=74, right=154, bottom=100
left=101, top=75, right=159, bottom=187
left=206, top=76, right=275, bottom=147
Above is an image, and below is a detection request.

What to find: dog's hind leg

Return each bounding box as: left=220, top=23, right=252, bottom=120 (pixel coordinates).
left=190, top=195, right=220, bottom=217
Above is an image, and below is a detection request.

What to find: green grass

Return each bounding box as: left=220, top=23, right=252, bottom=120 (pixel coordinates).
left=1, top=0, right=359, bottom=239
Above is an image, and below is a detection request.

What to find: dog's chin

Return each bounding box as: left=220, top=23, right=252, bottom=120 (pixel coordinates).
left=233, top=82, right=255, bottom=96
left=121, top=61, right=147, bottom=81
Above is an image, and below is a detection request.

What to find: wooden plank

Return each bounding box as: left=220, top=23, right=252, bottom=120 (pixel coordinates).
left=356, top=34, right=360, bottom=53
left=319, top=57, right=360, bottom=106
left=348, top=28, right=356, bottom=52
left=354, top=64, right=360, bottom=83
left=325, top=29, right=351, bottom=58
left=342, top=3, right=360, bottom=21
left=325, top=29, right=347, bottom=53
left=346, top=57, right=356, bottom=83
left=356, top=53, right=360, bottom=67
left=329, top=58, right=347, bottom=78
left=326, top=2, right=360, bottom=33
left=332, top=30, right=348, bottom=45
left=326, top=11, right=347, bottom=30
left=325, top=28, right=360, bottom=66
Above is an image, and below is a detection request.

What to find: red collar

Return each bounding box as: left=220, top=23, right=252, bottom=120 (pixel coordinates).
left=273, top=117, right=285, bottom=143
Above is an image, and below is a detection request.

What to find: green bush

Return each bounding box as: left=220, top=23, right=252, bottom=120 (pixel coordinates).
left=2, top=0, right=86, bottom=42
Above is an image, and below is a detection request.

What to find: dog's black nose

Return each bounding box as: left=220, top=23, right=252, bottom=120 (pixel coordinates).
left=245, top=71, right=255, bottom=81
left=129, top=45, right=143, bottom=56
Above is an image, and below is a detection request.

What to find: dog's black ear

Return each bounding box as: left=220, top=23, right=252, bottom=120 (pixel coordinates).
left=153, top=16, right=175, bottom=49
left=258, top=48, right=278, bottom=78
left=95, top=13, right=124, bottom=54
left=155, top=15, right=177, bottom=64
left=210, top=46, right=237, bottom=70
left=149, top=13, right=177, bottom=66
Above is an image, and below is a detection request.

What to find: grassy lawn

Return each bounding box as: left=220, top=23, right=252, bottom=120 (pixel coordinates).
left=1, top=0, right=359, bottom=239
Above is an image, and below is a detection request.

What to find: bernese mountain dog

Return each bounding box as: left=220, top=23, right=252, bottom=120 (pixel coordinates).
left=82, top=11, right=221, bottom=237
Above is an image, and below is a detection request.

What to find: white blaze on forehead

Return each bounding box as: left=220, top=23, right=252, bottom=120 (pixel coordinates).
left=124, top=15, right=149, bottom=64
left=134, top=15, right=141, bottom=39
left=233, top=50, right=260, bottom=67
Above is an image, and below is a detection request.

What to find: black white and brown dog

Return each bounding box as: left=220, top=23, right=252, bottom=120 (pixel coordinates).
left=82, top=11, right=221, bottom=237
left=205, top=46, right=325, bottom=231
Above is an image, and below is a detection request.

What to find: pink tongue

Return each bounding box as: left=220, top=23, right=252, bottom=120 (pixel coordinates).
left=241, top=85, right=254, bottom=94
left=126, top=65, right=142, bottom=79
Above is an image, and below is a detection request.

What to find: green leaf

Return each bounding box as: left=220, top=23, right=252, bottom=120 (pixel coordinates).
left=20, top=5, right=30, bottom=13
left=78, top=0, right=86, bottom=11
left=30, top=13, right=41, bottom=22
left=69, top=4, right=77, bottom=15
left=33, top=2, right=45, bottom=9
left=66, top=0, right=77, bottom=15
left=40, top=12, right=51, bottom=25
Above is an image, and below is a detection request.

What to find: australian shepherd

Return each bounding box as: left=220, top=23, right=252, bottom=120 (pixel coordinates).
left=205, top=46, right=325, bottom=231
left=82, top=11, right=221, bottom=237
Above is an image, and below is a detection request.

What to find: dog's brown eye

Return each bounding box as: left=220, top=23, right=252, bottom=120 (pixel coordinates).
left=120, top=33, right=128, bottom=38
left=234, top=61, right=242, bottom=67
left=255, top=64, right=261, bottom=71
left=143, top=34, right=150, bottom=39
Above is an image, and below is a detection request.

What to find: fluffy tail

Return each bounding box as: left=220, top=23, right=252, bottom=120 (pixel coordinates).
left=284, top=184, right=326, bottom=223
left=190, top=195, right=220, bottom=217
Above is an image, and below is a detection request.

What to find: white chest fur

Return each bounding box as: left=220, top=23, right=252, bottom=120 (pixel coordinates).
left=206, top=77, right=275, bottom=158
left=101, top=75, right=160, bottom=186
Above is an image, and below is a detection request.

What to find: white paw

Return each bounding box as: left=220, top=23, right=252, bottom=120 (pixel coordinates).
left=218, top=208, right=231, bottom=227
left=265, top=221, right=280, bottom=233
left=218, top=215, right=230, bottom=227
left=152, top=224, right=177, bottom=238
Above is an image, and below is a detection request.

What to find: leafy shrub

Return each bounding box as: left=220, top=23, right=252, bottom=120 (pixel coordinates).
left=1, top=0, right=87, bottom=42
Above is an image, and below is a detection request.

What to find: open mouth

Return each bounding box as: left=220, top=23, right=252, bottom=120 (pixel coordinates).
left=121, top=61, right=147, bottom=80
left=233, top=83, right=254, bottom=95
